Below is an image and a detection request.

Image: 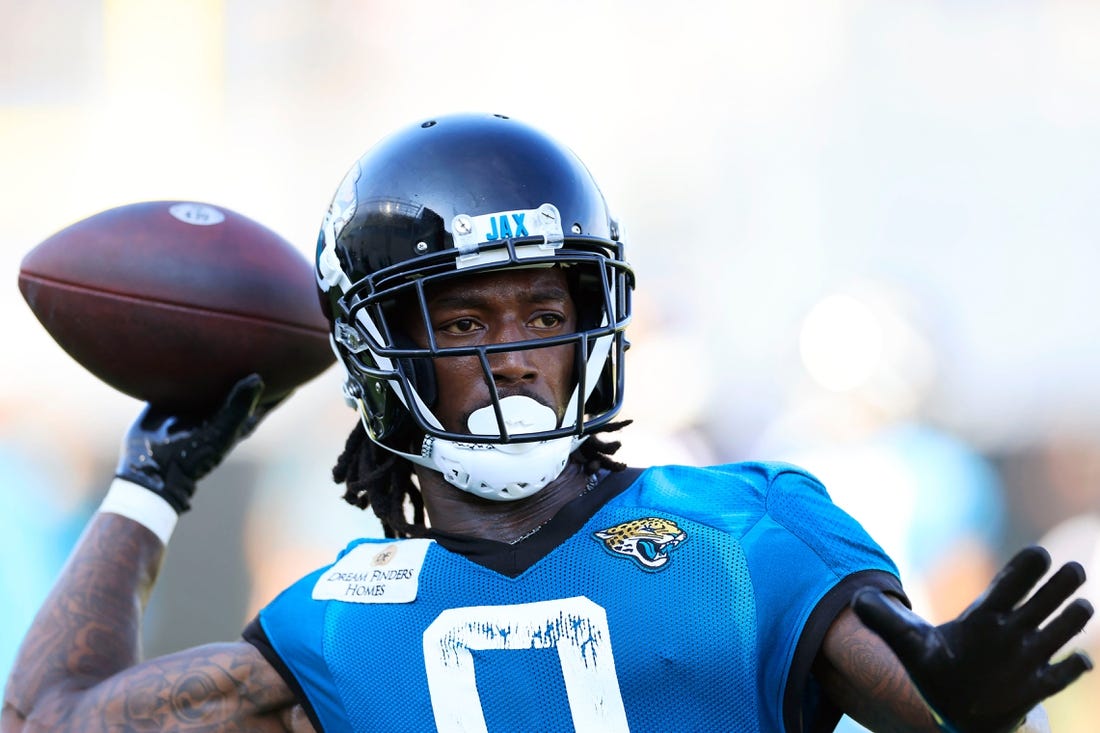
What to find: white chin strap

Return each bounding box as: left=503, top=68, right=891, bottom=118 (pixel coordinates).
left=421, top=396, right=584, bottom=502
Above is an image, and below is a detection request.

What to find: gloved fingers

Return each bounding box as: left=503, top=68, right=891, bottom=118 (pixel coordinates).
left=1014, top=561, right=1087, bottom=631
left=1033, top=651, right=1094, bottom=700
left=852, top=588, right=935, bottom=666
left=207, top=374, right=265, bottom=440
left=1028, top=599, right=1094, bottom=663
left=239, top=388, right=291, bottom=439
left=134, top=403, right=181, bottom=435
left=979, top=546, right=1052, bottom=615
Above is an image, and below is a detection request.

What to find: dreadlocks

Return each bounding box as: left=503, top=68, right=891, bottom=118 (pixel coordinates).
left=332, top=420, right=632, bottom=539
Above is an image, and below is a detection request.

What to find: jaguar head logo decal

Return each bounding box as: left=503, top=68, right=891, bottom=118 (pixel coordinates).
left=593, top=517, right=687, bottom=571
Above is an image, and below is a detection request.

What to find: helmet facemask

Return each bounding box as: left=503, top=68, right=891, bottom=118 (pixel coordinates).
left=327, top=230, right=632, bottom=500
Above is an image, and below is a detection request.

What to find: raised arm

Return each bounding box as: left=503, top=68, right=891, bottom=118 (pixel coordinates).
left=1, top=515, right=300, bottom=732
left=1, top=376, right=307, bottom=732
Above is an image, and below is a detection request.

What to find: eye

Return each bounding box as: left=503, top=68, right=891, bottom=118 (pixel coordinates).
left=531, top=313, right=565, bottom=329
left=440, top=317, right=481, bottom=335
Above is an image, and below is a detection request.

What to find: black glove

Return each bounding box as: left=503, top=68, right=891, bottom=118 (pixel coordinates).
left=115, top=374, right=268, bottom=513
left=853, top=545, right=1094, bottom=733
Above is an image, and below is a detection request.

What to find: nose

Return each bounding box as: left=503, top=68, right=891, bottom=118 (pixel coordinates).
left=487, top=319, right=538, bottom=387
left=489, top=349, right=538, bottom=387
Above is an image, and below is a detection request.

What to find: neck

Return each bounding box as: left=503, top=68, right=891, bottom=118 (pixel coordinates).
left=416, top=459, right=592, bottom=543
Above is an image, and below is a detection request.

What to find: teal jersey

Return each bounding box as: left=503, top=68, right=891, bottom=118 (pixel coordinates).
left=247, top=462, right=903, bottom=732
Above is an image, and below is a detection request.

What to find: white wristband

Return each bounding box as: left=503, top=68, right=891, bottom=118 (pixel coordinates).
left=1018, top=705, right=1050, bottom=733
left=98, top=478, right=179, bottom=545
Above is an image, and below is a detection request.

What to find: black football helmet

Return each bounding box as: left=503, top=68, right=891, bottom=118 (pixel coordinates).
left=316, top=113, right=633, bottom=476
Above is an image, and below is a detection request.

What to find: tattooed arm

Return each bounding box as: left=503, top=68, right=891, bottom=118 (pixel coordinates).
left=815, top=604, right=939, bottom=733
left=3, top=377, right=312, bottom=732
left=1, top=513, right=310, bottom=733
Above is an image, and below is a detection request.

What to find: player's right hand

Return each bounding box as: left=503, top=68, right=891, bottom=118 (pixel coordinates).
left=115, top=374, right=267, bottom=513
left=853, top=545, right=1093, bottom=733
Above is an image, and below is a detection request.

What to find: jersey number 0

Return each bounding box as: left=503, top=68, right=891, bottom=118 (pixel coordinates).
left=422, top=596, right=630, bottom=732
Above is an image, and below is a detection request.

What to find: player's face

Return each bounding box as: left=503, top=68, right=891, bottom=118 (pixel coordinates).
left=406, top=266, right=578, bottom=435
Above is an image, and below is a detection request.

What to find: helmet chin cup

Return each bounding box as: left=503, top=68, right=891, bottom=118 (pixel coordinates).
left=422, top=395, right=573, bottom=500
left=424, top=434, right=584, bottom=502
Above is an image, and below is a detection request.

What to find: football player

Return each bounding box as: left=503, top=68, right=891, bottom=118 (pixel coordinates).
left=3, top=113, right=1092, bottom=733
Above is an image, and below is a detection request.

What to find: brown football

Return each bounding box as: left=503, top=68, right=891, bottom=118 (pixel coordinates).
left=18, top=201, right=334, bottom=413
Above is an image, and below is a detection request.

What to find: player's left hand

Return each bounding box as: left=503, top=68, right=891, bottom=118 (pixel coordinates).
left=852, top=545, right=1093, bottom=733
